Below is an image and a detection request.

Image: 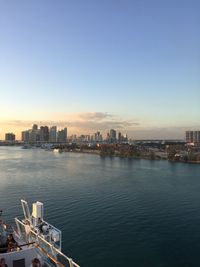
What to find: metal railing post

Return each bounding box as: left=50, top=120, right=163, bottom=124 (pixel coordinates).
left=69, top=258, right=74, bottom=267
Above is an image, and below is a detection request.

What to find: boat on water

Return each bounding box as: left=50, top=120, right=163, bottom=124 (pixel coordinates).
left=0, top=200, right=80, bottom=267
left=53, top=148, right=63, bottom=153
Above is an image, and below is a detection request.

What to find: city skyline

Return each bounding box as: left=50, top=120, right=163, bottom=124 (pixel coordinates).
left=0, top=1, right=199, bottom=139
left=1, top=113, right=199, bottom=140
left=1, top=122, right=128, bottom=142
left=1, top=121, right=199, bottom=142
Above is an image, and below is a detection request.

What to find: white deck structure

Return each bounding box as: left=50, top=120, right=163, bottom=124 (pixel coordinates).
left=0, top=200, right=80, bottom=267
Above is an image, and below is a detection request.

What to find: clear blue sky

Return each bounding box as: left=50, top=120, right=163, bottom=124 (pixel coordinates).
left=0, top=0, right=199, bottom=139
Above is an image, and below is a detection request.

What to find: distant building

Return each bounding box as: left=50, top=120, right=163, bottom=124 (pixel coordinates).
left=186, top=131, right=200, bottom=143
left=57, top=128, right=67, bottom=143
left=106, top=132, right=110, bottom=141
left=85, top=135, right=91, bottom=142
left=123, top=133, right=128, bottom=142
left=117, top=132, right=128, bottom=143
left=110, top=129, right=117, bottom=143
left=186, top=131, right=193, bottom=143
left=5, top=133, right=15, bottom=141
left=32, top=124, right=38, bottom=131
left=68, top=134, right=77, bottom=142
left=78, top=134, right=91, bottom=142
left=22, top=124, right=49, bottom=143
left=49, top=126, right=57, bottom=142
left=40, top=126, right=49, bottom=142
left=78, top=135, right=87, bottom=142
left=21, top=130, right=30, bottom=142
left=118, top=132, right=122, bottom=142
left=29, top=129, right=40, bottom=142
left=94, top=131, right=102, bottom=142
left=194, top=131, right=200, bottom=143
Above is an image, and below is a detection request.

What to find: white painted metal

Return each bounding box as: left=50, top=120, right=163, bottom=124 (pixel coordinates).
left=0, top=200, right=80, bottom=267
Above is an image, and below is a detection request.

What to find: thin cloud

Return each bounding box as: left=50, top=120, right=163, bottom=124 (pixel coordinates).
left=78, top=112, right=112, bottom=121
left=1, top=116, right=199, bottom=139
left=2, top=120, right=32, bottom=128
left=2, top=112, right=140, bottom=132
left=66, top=119, right=139, bottom=130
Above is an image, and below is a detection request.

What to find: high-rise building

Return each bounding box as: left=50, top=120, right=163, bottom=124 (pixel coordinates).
left=21, top=130, right=30, bottom=142
left=118, top=132, right=122, bottom=142
left=110, top=129, right=117, bottom=143
left=29, top=128, right=40, bottom=142
left=5, top=133, right=15, bottom=141
left=40, top=126, right=49, bottom=142
left=57, top=128, right=67, bottom=143
left=94, top=131, right=102, bottom=142
left=186, top=131, right=193, bottom=143
left=186, top=131, right=200, bottom=143
left=194, top=131, right=200, bottom=143
left=49, top=126, right=57, bottom=142
left=85, top=135, right=91, bottom=142
left=78, top=134, right=91, bottom=142
left=69, top=134, right=77, bottom=142
left=32, top=124, right=38, bottom=131
left=123, top=133, right=128, bottom=142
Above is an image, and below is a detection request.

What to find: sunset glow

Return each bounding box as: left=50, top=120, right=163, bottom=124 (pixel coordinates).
left=0, top=1, right=199, bottom=140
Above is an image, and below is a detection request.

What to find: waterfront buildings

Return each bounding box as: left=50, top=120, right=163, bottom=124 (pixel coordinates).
left=21, top=130, right=30, bottom=142
left=118, top=132, right=122, bottom=142
left=40, top=126, right=49, bottom=142
left=32, top=124, right=38, bottom=131
left=110, top=129, right=117, bottom=143
left=186, top=131, right=200, bottom=143
left=3, top=124, right=129, bottom=144
left=107, top=129, right=128, bottom=143
left=49, top=126, right=57, bottom=142
left=26, top=125, right=38, bottom=142
left=94, top=131, right=103, bottom=142
left=57, top=128, right=67, bottom=143
left=5, top=133, right=15, bottom=141
left=21, top=125, right=67, bottom=143
left=117, top=132, right=128, bottom=143
left=68, top=135, right=77, bottom=142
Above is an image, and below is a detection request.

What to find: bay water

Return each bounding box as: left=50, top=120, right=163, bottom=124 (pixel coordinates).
left=1, top=146, right=200, bottom=267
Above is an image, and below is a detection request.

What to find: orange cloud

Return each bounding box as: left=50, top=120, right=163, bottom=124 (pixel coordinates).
left=0, top=112, right=140, bottom=140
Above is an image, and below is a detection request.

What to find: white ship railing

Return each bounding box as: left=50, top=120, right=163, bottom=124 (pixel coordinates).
left=15, top=218, right=80, bottom=267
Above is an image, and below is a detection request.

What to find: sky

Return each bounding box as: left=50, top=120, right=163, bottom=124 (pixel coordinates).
left=0, top=0, right=199, bottom=140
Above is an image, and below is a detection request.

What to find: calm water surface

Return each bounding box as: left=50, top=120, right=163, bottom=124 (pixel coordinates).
left=1, top=146, right=200, bottom=267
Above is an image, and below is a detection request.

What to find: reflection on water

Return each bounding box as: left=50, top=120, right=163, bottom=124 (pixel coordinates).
left=1, top=146, right=200, bottom=267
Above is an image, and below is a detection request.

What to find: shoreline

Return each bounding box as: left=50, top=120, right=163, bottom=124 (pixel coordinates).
left=1, top=145, right=200, bottom=165
left=59, top=149, right=200, bottom=164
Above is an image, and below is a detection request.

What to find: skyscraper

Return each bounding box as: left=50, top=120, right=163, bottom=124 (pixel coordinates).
left=21, top=130, right=30, bottom=142
left=5, top=133, right=15, bottom=141
left=28, top=125, right=40, bottom=142
left=32, top=124, right=38, bottom=131
left=118, top=132, right=122, bottom=142
left=40, top=126, right=49, bottom=142
left=49, top=126, right=57, bottom=142
left=194, top=131, right=200, bottom=143
left=186, top=131, right=200, bottom=143
left=110, top=129, right=117, bottom=143
left=57, top=128, right=67, bottom=143
left=94, top=131, right=102, bottom=142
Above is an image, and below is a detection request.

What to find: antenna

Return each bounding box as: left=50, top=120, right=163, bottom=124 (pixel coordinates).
left=21, top=200, right=31, bottom=221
